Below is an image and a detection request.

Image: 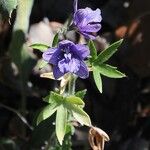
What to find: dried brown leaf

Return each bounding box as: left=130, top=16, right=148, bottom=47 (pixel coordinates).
left=89, top=126, right=110, bottom=150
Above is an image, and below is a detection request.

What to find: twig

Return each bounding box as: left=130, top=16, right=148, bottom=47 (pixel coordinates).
left=0, top=103, right=33, bottom=130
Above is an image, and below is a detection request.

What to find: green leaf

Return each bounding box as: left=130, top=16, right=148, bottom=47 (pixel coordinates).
left=93, top=67, right=102, bottom=93
left=88, top=40, right=97, bottom=61
left=30, top=43, right=49, bottom=52
left=43, top=92, right=64, bottom=104
left=37, top=60, right=48, bottom=70
left=56, top=105, right=67, bottom=145
left=52, top=33, right=59, bottom=47
left=65, top=96, right=85, bottom=106
left=94, top=64, right=126, bottom=78
left=37, top=103, right=58, bottom=125
left=51, top=91, right=64, bottom=103
left=65, top=103, right=91, bottom=126
left=94, top=39, right=123, bottom=64
left=75, top=89, right=87, bottom=99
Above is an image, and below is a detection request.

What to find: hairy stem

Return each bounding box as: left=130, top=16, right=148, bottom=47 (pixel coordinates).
left=60, top=74, right=77, bottom=149
left=68, top=74, right=77, bottom=95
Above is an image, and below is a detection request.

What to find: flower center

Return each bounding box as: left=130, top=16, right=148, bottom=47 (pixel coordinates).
left=64, top=53, right=72, bottom=62
left=61, top=48, right=70, bottom=54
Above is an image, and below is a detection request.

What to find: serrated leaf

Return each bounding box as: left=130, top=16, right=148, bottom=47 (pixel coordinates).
left=88, top=40, right=97, bottom=61
left=52, top=33, right=59, bottom=47
left=65, top=96, right=85, bottom=106
left=30, top=43, right=49, bottom=52
left=37, top=103, right=58, bottom=125
left=93, top=67, right=102, bottom=93
left=75, top=89, right=87, bottom=99
left=94, top=39, right=123, bottom=64
left=65, top=103, right=91, bottom=126
left=94, top=64, right=126, bottom=78
left=56, top=105, right=67, bottom=145
left=37, top=60, right=48, bottom=70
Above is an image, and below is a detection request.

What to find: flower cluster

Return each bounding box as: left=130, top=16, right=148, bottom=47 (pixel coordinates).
left=42, top=0, right=102, bottom=79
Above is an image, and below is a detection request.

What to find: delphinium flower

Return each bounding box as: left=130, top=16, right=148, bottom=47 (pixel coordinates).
left=42, top=40, right=90, bottom=79
left=73, top=0, right=102, bottom=39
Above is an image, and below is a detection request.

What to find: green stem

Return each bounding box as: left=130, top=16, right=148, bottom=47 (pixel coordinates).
left=60, top=74, right=77, bottom=149
left=68, top=74, right=77, bottom=95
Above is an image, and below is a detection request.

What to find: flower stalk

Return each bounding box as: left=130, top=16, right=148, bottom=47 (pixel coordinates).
left=68, top=74, right=77, bottom=95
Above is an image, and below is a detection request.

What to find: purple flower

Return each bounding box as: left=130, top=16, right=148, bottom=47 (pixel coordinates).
left=73, top=0, right=102, bottom=39
left=42, top=40, right=90, bottom=79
